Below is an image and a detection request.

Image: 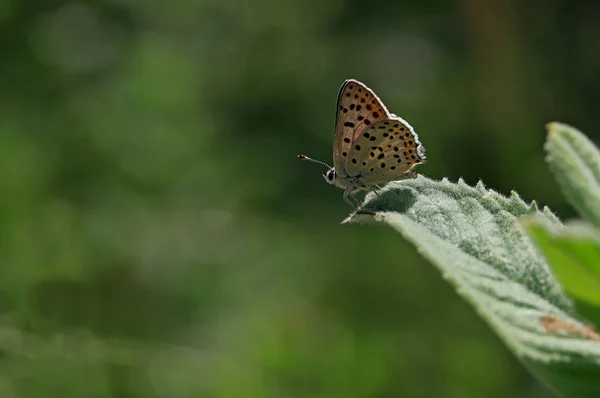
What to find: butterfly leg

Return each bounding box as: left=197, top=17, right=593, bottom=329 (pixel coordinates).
left=343, top=190, right=360, bottom=210
left=370, top=189, right=383, bottom=200
left=350, top=192, right=363, bottom=208
left=401, top=171, right=418, bottom=180
left=373, top=184, right=386, bottom=199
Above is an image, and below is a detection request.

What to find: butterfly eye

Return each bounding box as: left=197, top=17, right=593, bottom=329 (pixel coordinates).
left=327, top=170, right=335, bottom=181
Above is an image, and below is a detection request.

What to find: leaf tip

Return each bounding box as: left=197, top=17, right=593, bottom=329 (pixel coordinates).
left=530, top=199, right=540, bottom=211
left=545, top=121, right=583, bottom=139
left=542, top=206, right=561, bottom=223
left=545, top=121, right=557, bottom=136
left=545, top=121, right=570, bottom=136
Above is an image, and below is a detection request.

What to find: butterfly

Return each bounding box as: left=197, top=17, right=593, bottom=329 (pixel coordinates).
left=298, top=79, right=425, bottom=208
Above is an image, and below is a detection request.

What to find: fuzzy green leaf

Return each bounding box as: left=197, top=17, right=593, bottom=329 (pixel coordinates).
left=345, top=176, right=600, bottom=398
left=524, top=218, right=600, bottom=328
left=545, top=122, right=600, bottom=227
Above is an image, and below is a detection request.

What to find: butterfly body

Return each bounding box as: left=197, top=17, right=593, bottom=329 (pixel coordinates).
left=323, top=168, right=367, bottom=193
left=300, top=79, right=425, bottom=208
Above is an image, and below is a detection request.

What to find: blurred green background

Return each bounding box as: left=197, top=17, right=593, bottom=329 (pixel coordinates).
left=0, top=0, right=597, bottom=397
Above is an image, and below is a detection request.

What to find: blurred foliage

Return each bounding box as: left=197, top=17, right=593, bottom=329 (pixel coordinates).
left=1, top=0, right=600, bottom=397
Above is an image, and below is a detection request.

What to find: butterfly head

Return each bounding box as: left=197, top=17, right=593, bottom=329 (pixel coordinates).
left=323, top=168, right=336, bottom=185
left=297, top=154, right=336, bottom=184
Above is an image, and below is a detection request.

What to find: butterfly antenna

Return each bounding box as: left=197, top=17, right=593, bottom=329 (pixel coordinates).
left=297, top=154, right=332, bottom=170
